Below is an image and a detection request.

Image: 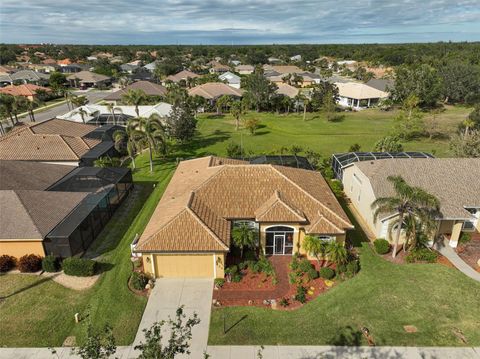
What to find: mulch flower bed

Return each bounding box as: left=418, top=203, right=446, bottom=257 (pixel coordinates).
left=213, top=256, right=335, bottom=310
left=456, top=235, right=480, bottom=272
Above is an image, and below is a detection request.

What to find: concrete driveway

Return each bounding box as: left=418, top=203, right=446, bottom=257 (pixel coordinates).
left=132, top=278, right=213, bottom=359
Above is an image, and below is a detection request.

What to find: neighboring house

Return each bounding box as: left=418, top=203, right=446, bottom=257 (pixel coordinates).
left=275, top=83, right=299, bottom=98
left=120, top=63, right=140, bottom=74
left=208, top=61, right=230, bottom=74
left=0, top=118, right=118, bottom=166
left=0, top=65, right=16, bottom=76
left=27, top=63, right=58, bottom=73
left=365, top=78, right=395, bottom=93
left=235, top=64, right=254, bottom=75
left=59, top=64, right=85, bottom=74
left=58, top=103, right=173, bottom=125
left=9, top=70, right=49, bottom=85
left=104, top=81, right=167, bottom=104
left=290, top=54, right=302, bottom=62
left=0, top=84, right=51, bottom=101
left=218, top=71, right=241, bottom=89
left=164, top=70, right=200, bottom=84
left=143, top=62, right=157, bottom=72
left=67, top=71, right=111, bottom=89
left=335, top=82, right=388, bottom=109
left=0, top=160, right=132, bottom=258
left=57, top=58, right=72, bottom=66
left=341, top=158, right=480, bottom=248
left=134, top=156, right=353, bottom=278
left=268, top=57, right=282, bottom=64
left=188, top=82, right=243, bottom=101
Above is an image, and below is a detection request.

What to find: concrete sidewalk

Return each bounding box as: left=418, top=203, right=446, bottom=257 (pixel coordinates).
left=434, top=239, right=480, bottom=282
left=1, top=345, right=479, bottom=359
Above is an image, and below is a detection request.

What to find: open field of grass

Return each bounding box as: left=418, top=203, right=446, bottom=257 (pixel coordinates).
left=191, top=106, right=470, bottom=158
left=0, top=154, right=175, bottom=347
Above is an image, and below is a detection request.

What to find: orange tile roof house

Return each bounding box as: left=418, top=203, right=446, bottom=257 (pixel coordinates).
left=165, top=70, right=200, bottom=83
left=104, top=81, right=167, bottom=103
left=0, top=84, right=51, bottom=101
left=0, top=119, right=117, bottom=166
left=135, top=156, right=353, bottom=278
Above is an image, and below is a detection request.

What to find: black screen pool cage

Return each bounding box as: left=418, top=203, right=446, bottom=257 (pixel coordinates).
left=332, top=152, right=435, bottom=180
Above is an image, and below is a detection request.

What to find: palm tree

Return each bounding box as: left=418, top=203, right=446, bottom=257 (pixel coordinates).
left=0, top=94, right=16, bottom=126
left=371, top=176, right=440, bottom=258
left=230, top=101, right=244, bottom=130
left=74, top=107, right=89, bottom=124
left=128, top=114, right=167, bottom=172
left=26, top=98, right=43, bottom=122
left=282, top=96, right=293, bottom=114
left=302, top=235, right=328, bottom=266
left=326, top=241, right=348, bottom=266
left=122, top=89, right=148, bottom=117
left=216, top=95, right=232, bottom=115
left=463, top=118, right=475, bottom=137
left=113, top=126, right=140, bottom=170
left=11, top=96, right=28, bottom=123
left=70, top=95, right=88, bottom=108
left=94, top=156, right=122, bottom=168
left=231, top=223, right=258, bottom=258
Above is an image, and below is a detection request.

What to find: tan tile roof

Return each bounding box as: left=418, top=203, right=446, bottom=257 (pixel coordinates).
left=276, top=83, right=299, bottom=98
left=67, top=71, right=110, bottom=83
left=0, top=190, right=87, bottom=239
left=188, top=83, right=243, bottom=100
left=0, top=119, right=101, bottom=161
left=355, top=158, right=480, bottom=219
left=104, top=81, right=167, bottom=101
left=335, top=82, right=388, bottom=100
left=165, top=70, right=200, bottom=83
left=136, top=156, right=353, bottom=252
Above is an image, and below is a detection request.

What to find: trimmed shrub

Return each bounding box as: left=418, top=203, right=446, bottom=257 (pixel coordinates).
left=289, top=256, right=300, bottom=271
left=238, top=262, right=248, bottom=271
left=42, top=255, right=60, bottom=272
left=225, top=265, right=238, bottom=276
left=131, top=271, right=148, bottom=291
left=307, top=268, right=319, bottom=281
left=62, top=257, right=96, bottom=277
left=214, top=278, right=225, bottom=288
left=459, top=232, right=472, bottom=244
left=280, top=297, right=289, bottom=307
left=18, top=254, right=42, bottom=273
left=405, top=248, right=438, bottom=263
left=319, top=267, right=335, bottom=280
left=232, top=273, right=243, bottom=283
left=346, top=260, right=360, bottom=277
left=298, top=259, right=313, bottom=273
left=288, top=272, right=299, bottom=285
left=374, top=239, right=390, bottom=254
left=295, top=285, right=307, bottom=303
left=329, top=180, right=344, bottom=197
left=0, top=255, right=16, bottom=272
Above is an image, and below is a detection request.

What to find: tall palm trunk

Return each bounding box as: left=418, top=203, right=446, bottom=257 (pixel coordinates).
left=392, top=212, right=404, bottom=258
left=148, top=144, right=153, bottom=172
left=303, top=105, right=307, bottom=121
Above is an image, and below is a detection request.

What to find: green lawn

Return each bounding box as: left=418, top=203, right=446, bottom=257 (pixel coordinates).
left=209, top=241, right=480, bottom=346
left=191, top=106, right=470, bottom=158
left=0, top=155, right=175, bottom=347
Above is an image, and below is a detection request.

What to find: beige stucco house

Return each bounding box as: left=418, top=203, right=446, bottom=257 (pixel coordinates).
left=135, top=156, right=353, bottom=278
left=341, top=158, right=480, bottom=248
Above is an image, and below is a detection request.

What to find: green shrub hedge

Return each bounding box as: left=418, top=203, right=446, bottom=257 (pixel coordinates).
left=131, top=271, right=148, bottom=290
left=298, top=259, right=313, bottom=273
left=295, top=285, right=307, bottom=303
left=374, top=239, right=390, bottom=254
left=0, top=255, right=16, bottom=272
left=18, top=254, right=42, bottom=272
left=319, top=267, right=335, bottom=279
left=62, top=257, right=96, bottom=276
left=405, top=248, right=438, bottom=263
left=42, top=255, right=60, bottom=272
left=307, top=268, right=319, bottom=280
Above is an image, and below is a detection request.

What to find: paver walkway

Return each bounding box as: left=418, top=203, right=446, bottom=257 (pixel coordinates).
left=434, top=238, right=480, bottom=282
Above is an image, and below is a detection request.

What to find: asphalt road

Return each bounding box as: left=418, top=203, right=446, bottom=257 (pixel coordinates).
left=19, top=90, right=111, bottom=123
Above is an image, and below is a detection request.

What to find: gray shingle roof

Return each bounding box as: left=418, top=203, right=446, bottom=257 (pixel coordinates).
left=355, top=158, right=480, bottom=219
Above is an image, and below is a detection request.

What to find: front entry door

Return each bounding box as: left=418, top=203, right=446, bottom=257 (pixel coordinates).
left=274, top=234, right=285, bottom=254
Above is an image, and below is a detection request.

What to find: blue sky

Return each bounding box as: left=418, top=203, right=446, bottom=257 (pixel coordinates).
left=1, top=0, right=479, bottom=44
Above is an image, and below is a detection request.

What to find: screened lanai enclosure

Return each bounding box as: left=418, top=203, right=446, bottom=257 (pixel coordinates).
left=43, top=167, right=133, bottom=257
left=331, top=151, right=435, bottom=180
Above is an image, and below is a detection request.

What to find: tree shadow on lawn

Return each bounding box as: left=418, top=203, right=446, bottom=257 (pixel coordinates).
left=223, top=314, right=248, bottom=334
left=177, top=130, right=230, bottom=157
left=0, top=273, right=60, bottom=300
